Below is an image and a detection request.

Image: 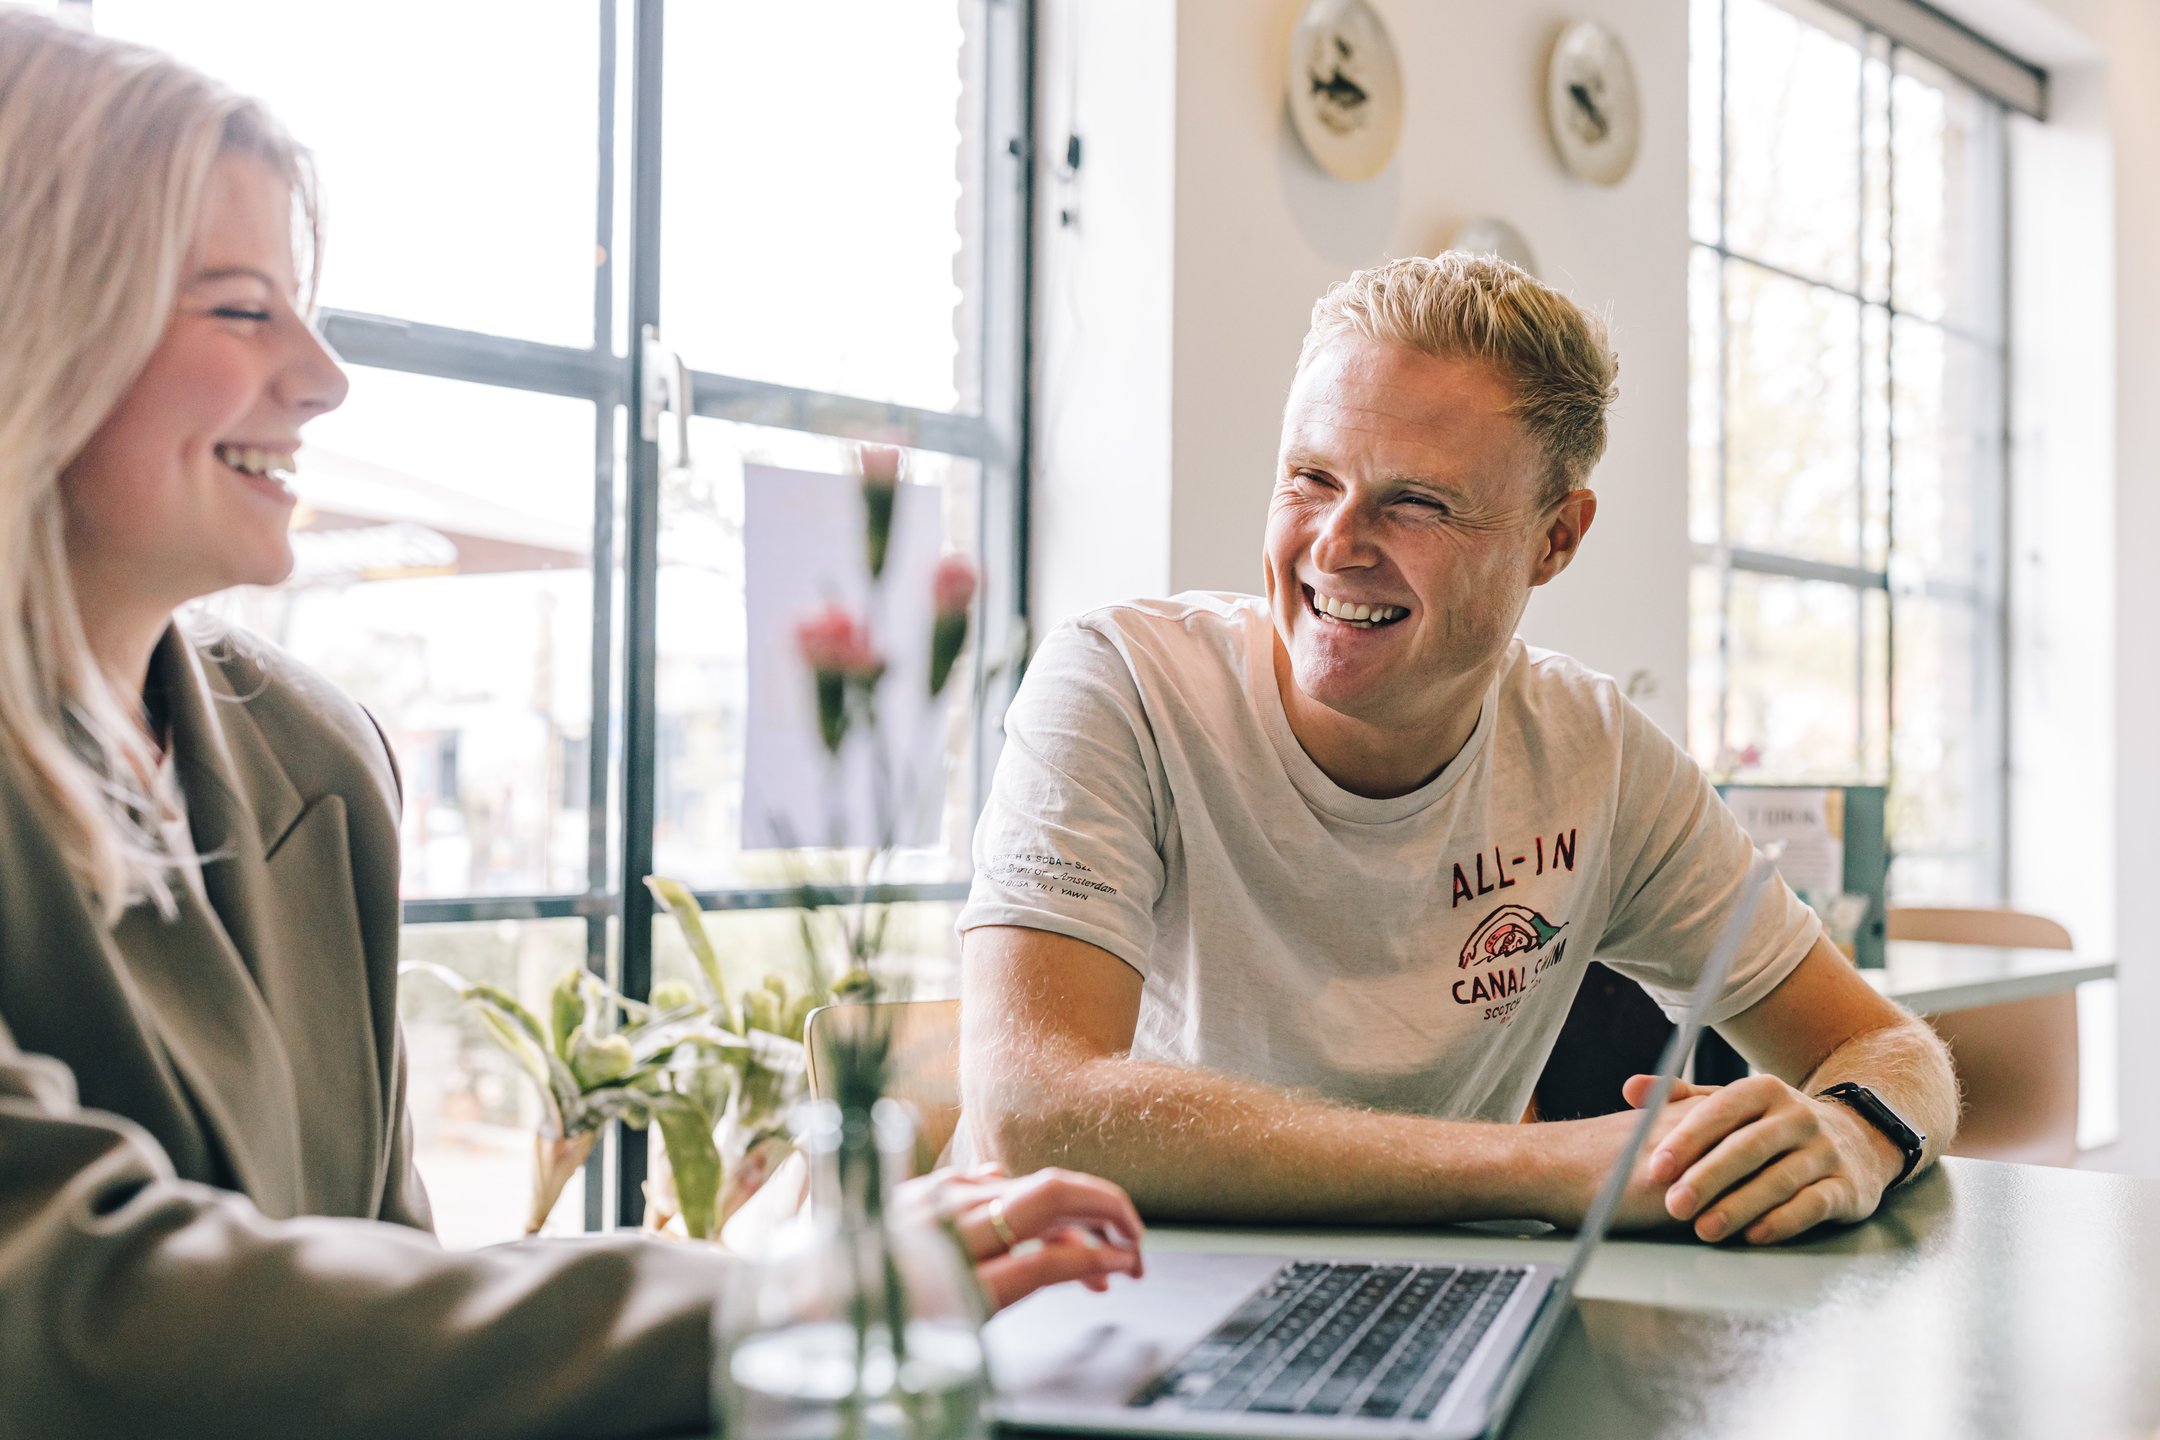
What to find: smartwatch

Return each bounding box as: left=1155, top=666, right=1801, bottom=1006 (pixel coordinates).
left=1817, top=1081, right=1927, bottom=1189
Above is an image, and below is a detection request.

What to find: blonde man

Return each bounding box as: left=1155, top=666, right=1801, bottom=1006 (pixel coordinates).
left=961, top=254, right=1958, bottom=1244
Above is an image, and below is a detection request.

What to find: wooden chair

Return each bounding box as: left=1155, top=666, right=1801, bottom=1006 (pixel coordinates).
left=803, top=998, right=963, bottom=1174
left=1887, top=906, right=2080, bottom=1167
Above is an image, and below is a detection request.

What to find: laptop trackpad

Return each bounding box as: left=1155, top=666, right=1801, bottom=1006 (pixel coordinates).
left=986, top=1251, right=1288, bottom=1409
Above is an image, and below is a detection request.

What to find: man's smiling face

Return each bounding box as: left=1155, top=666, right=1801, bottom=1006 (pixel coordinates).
left=1264, top=333, right=1573, bottom=747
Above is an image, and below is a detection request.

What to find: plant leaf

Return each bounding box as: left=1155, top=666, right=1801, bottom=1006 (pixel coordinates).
left=567, top=1026, right=636, bottom=1089
left=652, top=1095, right=723, bottom=1241
left=549, top=969, right=585, bottom=1060
left=473, top=1006, right=569, bottom=1136
left=645, top=875, right=730, bottom=1007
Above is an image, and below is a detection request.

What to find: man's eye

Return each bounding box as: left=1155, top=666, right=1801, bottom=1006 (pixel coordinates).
left=1400, top=495, right=1446, bottom=511
left=212, top=306, right=272, bottom=323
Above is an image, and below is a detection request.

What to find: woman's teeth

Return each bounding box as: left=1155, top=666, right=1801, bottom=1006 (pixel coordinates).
left=214, top=443, right=295, bottom=480
left=1310, top=590, right=1407, bottom=627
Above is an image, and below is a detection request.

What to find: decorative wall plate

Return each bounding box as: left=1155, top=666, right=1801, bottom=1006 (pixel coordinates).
left=1287, top=0, right=1404, bottom=183
left=1545, top=19, right=1641, bottom=186
left=1449, top=217, right=1539, bottom=277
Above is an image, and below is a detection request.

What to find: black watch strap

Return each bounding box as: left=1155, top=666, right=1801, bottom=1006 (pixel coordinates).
left=1817, top=1081, right=1927, bottom=1189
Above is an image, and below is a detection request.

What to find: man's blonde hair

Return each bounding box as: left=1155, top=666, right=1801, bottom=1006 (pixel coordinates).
left=1297, top=253, right=1618, bottom=505
left=0, top=8, right=318, bottom=920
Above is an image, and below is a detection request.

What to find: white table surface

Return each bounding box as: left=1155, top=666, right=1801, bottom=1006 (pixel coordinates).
left=1866, top=939, right=2115, bottom=1014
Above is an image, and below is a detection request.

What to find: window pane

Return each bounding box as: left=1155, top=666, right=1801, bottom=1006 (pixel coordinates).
left=1861, top=38, right=1892, bottom=303
left=1888, top=851, right=1985, bottom=905
left=1723, top=263, right=1862, bottom=564
left=1861, top=302, right=1891, bottom=568
left=1892, top=319, right=2003, bottom=589
left=1892, top=50, right=2006, bottom=338
left=1688, top=247, right=1723, bottom=547
left=1724, top=0, right=1863, bottom=290
left=1890, top=593, right=1997, bottom=890
left=660, top=1, right=980, bottom=413
left=207, top=367, right=598, bottom=898
left=96, top=0, right=600, bottom=346
left=1687, top=564, right=1727, bottom=772
left=651, top=419, right=982, bottom=891
left=651, top=900, right=961, bottom=1007
left=397, top=919, right=600, bottom=1249
left=1722, top=572, right=1883, bottom=782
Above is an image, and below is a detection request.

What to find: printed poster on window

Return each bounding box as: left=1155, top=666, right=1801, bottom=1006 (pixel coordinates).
left=741, top=462, right=947, bottom=851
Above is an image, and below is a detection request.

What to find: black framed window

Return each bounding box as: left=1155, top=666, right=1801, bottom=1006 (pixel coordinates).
left=94, top=0, right=1033, bottom=1246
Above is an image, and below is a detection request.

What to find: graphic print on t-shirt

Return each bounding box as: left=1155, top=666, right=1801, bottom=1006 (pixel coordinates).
left=1452, top=902, right=1570, bottom=1024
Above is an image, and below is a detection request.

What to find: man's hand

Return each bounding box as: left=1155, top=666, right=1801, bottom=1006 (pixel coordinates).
left=1624, top=1072, right=1905, bottom=1245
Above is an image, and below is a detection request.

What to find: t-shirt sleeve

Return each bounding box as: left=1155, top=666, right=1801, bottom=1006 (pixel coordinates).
left=956, top=619, right=1168, bottom=977
left=1592, top=700, right=1822, bottom=1025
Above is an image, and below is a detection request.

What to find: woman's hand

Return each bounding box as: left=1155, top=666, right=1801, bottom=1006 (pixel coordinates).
left=896, top=1163, right=1145, bottom=1312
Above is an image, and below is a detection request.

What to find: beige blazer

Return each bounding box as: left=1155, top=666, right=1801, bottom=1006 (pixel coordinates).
left=0, top=623, right=729, bottom=1439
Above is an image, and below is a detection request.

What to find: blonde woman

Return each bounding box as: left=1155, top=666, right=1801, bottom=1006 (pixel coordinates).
left=0, top=12, right=1140, bottom=1437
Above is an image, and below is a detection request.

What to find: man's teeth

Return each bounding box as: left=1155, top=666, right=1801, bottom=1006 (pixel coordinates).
left=214, top=444, right=295, bottom=478
left=1311, top=591, right=1407, bottom=625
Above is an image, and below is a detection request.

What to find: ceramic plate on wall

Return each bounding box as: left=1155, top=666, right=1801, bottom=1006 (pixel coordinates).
left=1287, top=0, right=1404, bottom=183
left=1545, top=19, right=1640, bottom=186
left=1449, top=217, right=1539, bottom=277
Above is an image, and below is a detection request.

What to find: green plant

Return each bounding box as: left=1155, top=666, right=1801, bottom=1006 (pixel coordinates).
left=401, top=959, right=724, bottom=1234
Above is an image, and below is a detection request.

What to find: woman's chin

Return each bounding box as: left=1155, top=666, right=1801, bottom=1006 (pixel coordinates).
left=226, top=541, right=297, bottom=593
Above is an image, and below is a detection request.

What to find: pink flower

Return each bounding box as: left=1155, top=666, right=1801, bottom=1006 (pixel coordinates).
left=933, top=554, right=979, bottom=618
left=795, top=605, right=883, bottom=679
left=797, top=605, right=885, bottom=755
left=928, top=556, right=978, bottom=699
left=858, top=444, right=904, bottom=484
left=857, top=446, right=904, bottom=578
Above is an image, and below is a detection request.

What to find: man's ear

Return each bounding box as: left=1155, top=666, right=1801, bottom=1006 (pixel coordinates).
left=1530, top=488, right=1597, bottom=586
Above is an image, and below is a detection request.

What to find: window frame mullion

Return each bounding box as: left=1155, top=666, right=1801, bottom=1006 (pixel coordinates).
left=611, top=0, right=667, bottom=1230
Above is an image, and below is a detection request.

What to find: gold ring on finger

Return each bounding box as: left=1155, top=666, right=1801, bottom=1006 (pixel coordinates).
left=986, top=1194, right=1020, bottom=1250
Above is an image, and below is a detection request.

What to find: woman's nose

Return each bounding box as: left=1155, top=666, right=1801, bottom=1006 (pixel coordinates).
left=281, top=318, right=350, bottom=418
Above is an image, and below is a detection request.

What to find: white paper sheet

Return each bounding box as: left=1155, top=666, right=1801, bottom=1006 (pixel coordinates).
left=741, top=463, right=948, bottom=851
left=1725, top=786, right=1846, bottom=900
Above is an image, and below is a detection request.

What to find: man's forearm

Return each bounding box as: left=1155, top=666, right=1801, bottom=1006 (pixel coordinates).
left=1799, top=1014, right=1960, bottom=1182
left=972, top=1050, right=1565, bottom=1225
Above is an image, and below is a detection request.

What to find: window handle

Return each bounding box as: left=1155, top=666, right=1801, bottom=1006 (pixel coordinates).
left=638, top=323, right=693, bottom=470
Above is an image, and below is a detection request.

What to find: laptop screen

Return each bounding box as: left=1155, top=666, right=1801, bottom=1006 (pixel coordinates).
left=1549, top=852, right=1779, bottom=1296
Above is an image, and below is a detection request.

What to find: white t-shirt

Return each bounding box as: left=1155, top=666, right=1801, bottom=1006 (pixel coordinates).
left=957, top=592, right=1820, bottom=1124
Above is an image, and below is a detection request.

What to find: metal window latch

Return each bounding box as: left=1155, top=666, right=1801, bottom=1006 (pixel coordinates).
left=639, top=323, right=692, bottom=469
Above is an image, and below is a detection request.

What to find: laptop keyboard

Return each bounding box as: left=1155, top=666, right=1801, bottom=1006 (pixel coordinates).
left=1132, top=1261, right=1527, bottom=1422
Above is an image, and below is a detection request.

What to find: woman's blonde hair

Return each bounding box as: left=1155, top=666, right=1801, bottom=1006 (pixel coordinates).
left=0, top=8, right=318, bottom=920
left=1298, top=253, right=1619, bottom=507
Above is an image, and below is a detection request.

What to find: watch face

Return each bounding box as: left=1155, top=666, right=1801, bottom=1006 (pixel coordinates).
left=1545, top=19, right=1641, bottom=186
left=1287, top=0, right=1404, bottom=183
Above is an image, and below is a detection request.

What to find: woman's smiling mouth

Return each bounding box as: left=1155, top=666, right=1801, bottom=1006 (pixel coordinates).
left=213, top=441, right=298, bottom=498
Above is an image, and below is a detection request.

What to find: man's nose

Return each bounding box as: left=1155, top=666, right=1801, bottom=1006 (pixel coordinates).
left=1310, top=498, right=1378, bottom=571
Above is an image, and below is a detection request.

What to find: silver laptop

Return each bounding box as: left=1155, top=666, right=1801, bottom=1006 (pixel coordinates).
left=984, top=856, right=1776, bottom=1440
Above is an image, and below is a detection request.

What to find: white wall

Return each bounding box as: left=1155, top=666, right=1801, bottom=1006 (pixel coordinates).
left=1036, top=0, right=1692, bottom=737
left=1029, top=0, right=1178, bottom=632
left=1998, top=0, right=2160, bottom=1173
left=1033, top=0, right=2160, bottom=1167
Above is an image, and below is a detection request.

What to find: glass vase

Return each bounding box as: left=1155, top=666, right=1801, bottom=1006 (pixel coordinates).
left=714, top=1098, right=990, bottom=1440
